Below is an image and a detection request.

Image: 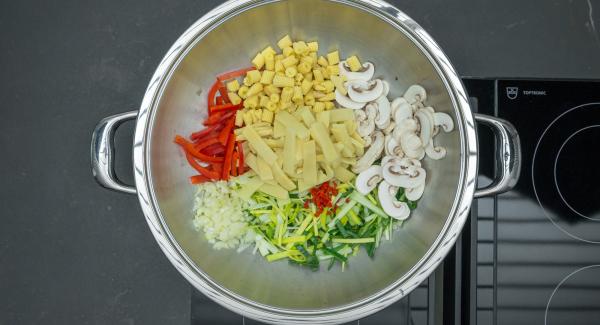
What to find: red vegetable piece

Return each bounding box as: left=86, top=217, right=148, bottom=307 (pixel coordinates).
left=194, top=137, right=220, bottom=151
left=222, top=133, right=236, bottom=180
left=231, top=152, right=239, bottom=177
left=184, top=152, right=219, bottom=179
left=217, top=117, right=235, bottom=145
left=190, top=175, right=210, bottom=184
left=207, top=80, right=222, bottom=109
left=174, top=135, right=224, bottom=163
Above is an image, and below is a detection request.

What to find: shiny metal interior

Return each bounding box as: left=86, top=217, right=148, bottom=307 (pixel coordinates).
left=148, top=0, right=462, bottom=311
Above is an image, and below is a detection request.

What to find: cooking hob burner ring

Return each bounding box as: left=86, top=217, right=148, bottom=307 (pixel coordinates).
left=545, top=265, right=600, bottom=325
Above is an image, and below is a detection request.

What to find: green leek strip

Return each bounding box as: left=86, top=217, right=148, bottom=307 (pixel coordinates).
left=322, top=232, right=330, bottom=243
left=328, top=200, right=357, bottom=228
left=350, top=192, right=388, bottom=218
left=296, top=214, right=312, bottom=235
left=266, top=250, right=304, bottom=262
left=312, top=216, right=319, bottom=236
left=332, top=237, right=375, bottom=244
left=281, top=236, right=306, bottom=244
left=348, top=209, right=362, bottom=226
left=367, top=193, right=377, bottom=205
left=321, top=246, right=348, bottom=262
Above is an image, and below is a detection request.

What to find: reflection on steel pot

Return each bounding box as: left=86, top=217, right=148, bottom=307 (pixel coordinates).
left=90, top=1, right=521, bottom=324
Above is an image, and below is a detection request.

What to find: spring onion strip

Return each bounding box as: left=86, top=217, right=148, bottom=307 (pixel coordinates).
left=350, top=192, right=388, bottom=218
left=328, top=200, right=357, bottom=228
left=332, top=237, right=375, bottom=244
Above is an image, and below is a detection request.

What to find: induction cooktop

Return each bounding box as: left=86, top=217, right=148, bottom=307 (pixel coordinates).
left=190, top=78, right=600, bottom=325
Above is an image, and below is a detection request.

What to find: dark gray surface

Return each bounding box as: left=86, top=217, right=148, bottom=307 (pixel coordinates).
left=1, top=1, right=599, bottom=324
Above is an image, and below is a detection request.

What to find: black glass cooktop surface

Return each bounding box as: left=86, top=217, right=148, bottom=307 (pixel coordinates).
left=190, top=79, right=600, bottom=325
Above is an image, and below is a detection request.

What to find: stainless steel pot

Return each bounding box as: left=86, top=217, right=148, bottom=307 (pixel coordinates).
left=91, top=0, right=521, bottom=323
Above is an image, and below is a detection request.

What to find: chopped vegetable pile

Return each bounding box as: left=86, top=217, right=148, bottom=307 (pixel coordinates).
left=177, top=34, right=454, bottom=271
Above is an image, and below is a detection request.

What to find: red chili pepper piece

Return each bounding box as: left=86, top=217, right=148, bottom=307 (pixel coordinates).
left=222, top=133, right=236, bottom=180
left=174, top=135, right=224, bottom=163
left=190, top=175, right=210, bottom=184
left=210, top=103, right=243, bottom=113
left=216, top=66, right=256, bottom=82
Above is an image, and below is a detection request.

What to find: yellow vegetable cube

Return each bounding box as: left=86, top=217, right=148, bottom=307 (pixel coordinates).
left=270, top=93, right=280, bottom=103
left=281, top=87, right=294, bottom=103
left=266, top=101, right=278, bottom=112
left=244, top=95, right=259, bottom=109
left=263, top=84, right=281, bottom=96
left=261, top=46, right=276, bottom=57
left=292, top=86, right=303, bottom=103
left=313, top=69, right=324, bottom=83
left=246, top=83, right=263, bottom=97
left=327, top=51, right=340, bottom=65
left=238, top=85, right=249, bottom=99
left=318, top=92, right=335, bottom=102
left=303, top=72, right=313, bottom=82
left=228, top=92, right=242, bottom=105
left=301, top=55, right=314, bottom=66
left=304, top=92, right=315, bottom=106
left=325, top=101, right=335, bottom=110
left=307, top=41, right=319, bottom=52
left=273, top=75, right=295, bottom=88
left=292, top=41, right=308, bottom=55
left=330, top=75, right=347, bottom=95
left=252, top=53, right=265, bottom=69
left=243, top=111, right=253, bottom=125
left=301, top=79, right=313, bottom=95
left=260, top=70, right=275, bottom=84
left=313, top=102, right=325, bottom=112
left=320, top=67, right=330, bottom=80
left=275, top=59, right=284, bottom=73
left=327, top=65, right=340, bottom=76
left=282, top=46, right=294, bottom=57
left=285, top=66, right=297, bottom=78
left=243, top=76, right=253, bottom=87
left=247, top=70, right=261, bottom=84
left=346, top=55, right=362, bottom=72
left=281, top=56, right=298, bottom=68
left=297, top=62, right=311, bottom=74
left=235, top=109, right=245, bottom=127
left=321, top=80, right=335, bottom=93
left=264, top=53, right=275, bottom=71
left=226, top=79, right=240, bottom=92
left=259, top=95, right=270, bottom=108
left=294, top=72, right=304, bottom=82
left=277, top=35, right=293, bottom=49
left=317, top=56, right=329, bottom=67
left=262, top=109, right=274, bottom=123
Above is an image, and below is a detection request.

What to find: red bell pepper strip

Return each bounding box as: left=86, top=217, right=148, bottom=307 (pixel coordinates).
left=215, top=96, right=224, bottom=105
left=194, top=137, right=220, bottom=151
left=217, top=117, right=235, bottom=145
left=184, top=152, right=219, bottom=179
left=203, top=111, right=234, bottom=126
left=174, top=135, right=224, bottom=163
left=210, top=103, right=243, bottom=113
left=216, top=66, right=256, bottom=82
left=219, top=86, right=230, bottom=103
left=231, top=152, right=239, bottom=177
left=222, top=134, right=236, bottom=180
left=207, top=80, right=222, bottom=108
left=190, top=175, right=210, bottom=184
left=202, top=144, right=225, bottom=156
left=190, top=124, right=220, bottom=140
left=237, top=142, right=244, bottom=175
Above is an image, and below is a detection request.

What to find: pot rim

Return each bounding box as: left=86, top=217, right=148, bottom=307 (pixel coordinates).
left=132, top=0, right=477, bottom=323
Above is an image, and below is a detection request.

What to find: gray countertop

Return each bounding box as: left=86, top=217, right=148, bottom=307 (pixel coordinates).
left=1, top=0, right=599, bottom=324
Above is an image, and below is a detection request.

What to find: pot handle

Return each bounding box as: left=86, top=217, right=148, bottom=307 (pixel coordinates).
left=473, top=114, right=521, bottom=198
left=91, top=111, right=138, bottom=194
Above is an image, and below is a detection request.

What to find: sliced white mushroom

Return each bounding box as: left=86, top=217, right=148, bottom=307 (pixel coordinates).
left=384, top=135, right=404, bottom=157
left=400, top=133, right=424, bottom=160
left=382, top=159, right=427, bottom=188
left=382, top=80, right=390, bottom=97
left=373, top=95, right=391, bottom=130
left=336, top=89, right=365, bottom=110
left=339, top=61, right=375, bottom=81
left=392, top=98, right=413, bottom=123
left=362, top=135, right=373, bottom=147
left=355, top=165, right=383, bottom=195
left=353, top=131, right=384, bottom=173
left=381, top=155, right=394, bottom=167
left=425, top=141, right=447, bottom=160
left=392, top=118, right=418, bottom=142
left=415, top=109, right=433, bottom=147
left=405, top=182, right=425, bottom=201
left=378, top=181, right=411, bottom=220
left=404, top=84, right=427, bottom=104
left=433, top=112, right=454, bottom=132
left=356, top=108, right=376, bottom=137
left=347, top=80, right=384, bottom=103
left=383, top=121, right=395, bottom=135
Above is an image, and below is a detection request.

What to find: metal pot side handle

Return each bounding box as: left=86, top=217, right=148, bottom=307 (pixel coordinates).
left=91, top=111, right=138, bottom=194
left=473, top=113, right=522, bottom=198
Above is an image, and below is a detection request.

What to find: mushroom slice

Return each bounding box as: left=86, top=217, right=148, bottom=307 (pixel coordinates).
left=382, top=159, right=427, bottom=188
left=362, top=135, right=373, bottom=147
left=392, top=118, right=418, bottom=142
left=404, top=84, right=427, bottom=104
left=434, top=112, right=454, bottom=132
left=374, top=95, right=391, bottom=130
left=384, top=135, right=404, bottom=157
left=378, top=181, right=411, bottom=220
left=415, top=109, right=433, bottom=147
left=353, top=131, right=384, bottom=173
left=405, top=182, right=425, bottom=201
left=336, top=89, right=365, bottom=110
left=381, top=155, right=394, bottom=167
left=392, top=98, right=413, bottom=123
left=357, top=117, right=375, bottom=138
left=383, top=121, right=395, bottom=135
left=355, top=165, right=383, bottom=195
left=339, top=61, right=375, bottom=81
left=425, top=141, right=447, bottom=160
left=382, top=80, right=390, bottom=97
left=347, top=80, right=384, bottom=103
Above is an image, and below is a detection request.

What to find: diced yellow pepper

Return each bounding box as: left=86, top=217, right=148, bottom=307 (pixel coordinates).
left=285, top=66, right=297, bottom=78
left=238, top=85, right=249, bottom=99
left=307, top=41, right=318, bottom=52
left=247, top=70, right=261, bottom=84
left=264, top=53, right=275, bottom=71
left=346, top=55, right=362, bottom=72
left=261, top=46, right=276, bottom=57
left=263, top=84, right=280, bottom=95
left=318, top=92, right=335, bottom=102
left=327, top=51, right=340, bottom=65
left=260, top=70, right=275, bottom=84
left=246, top=83, right=263, bottom=97
left=228, top=92, right=242, bottom=105
left=259, top=95, right=270, bottom=108
left=313, top=69, right=324, bottom=83
left=262, top=109, right=274, bottom=123
left=277, top=35, right=293, bottom=49
left=313, top=102, right=325, bottom=112
left=282, top=46, right=294, bottom=57
left=226, top=79, right=240, bottom=92
left=301, top=79, right=313, bottom=95
left=243, top=95, right=259, bottom=109
left=281, top=87, right=294, bottom=103
left=292, top=41, right=308, bottom=55
left=297, top=62, right=311, bottom=74
left=273, top=75, right=295, bottom=88
left=317, top=56, right=329, bottom=67
left=252, top=53, right=265, bottom=69
left=327, top=65, right=340, bottom=76
left=281, top=56, right=298, bottom=68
